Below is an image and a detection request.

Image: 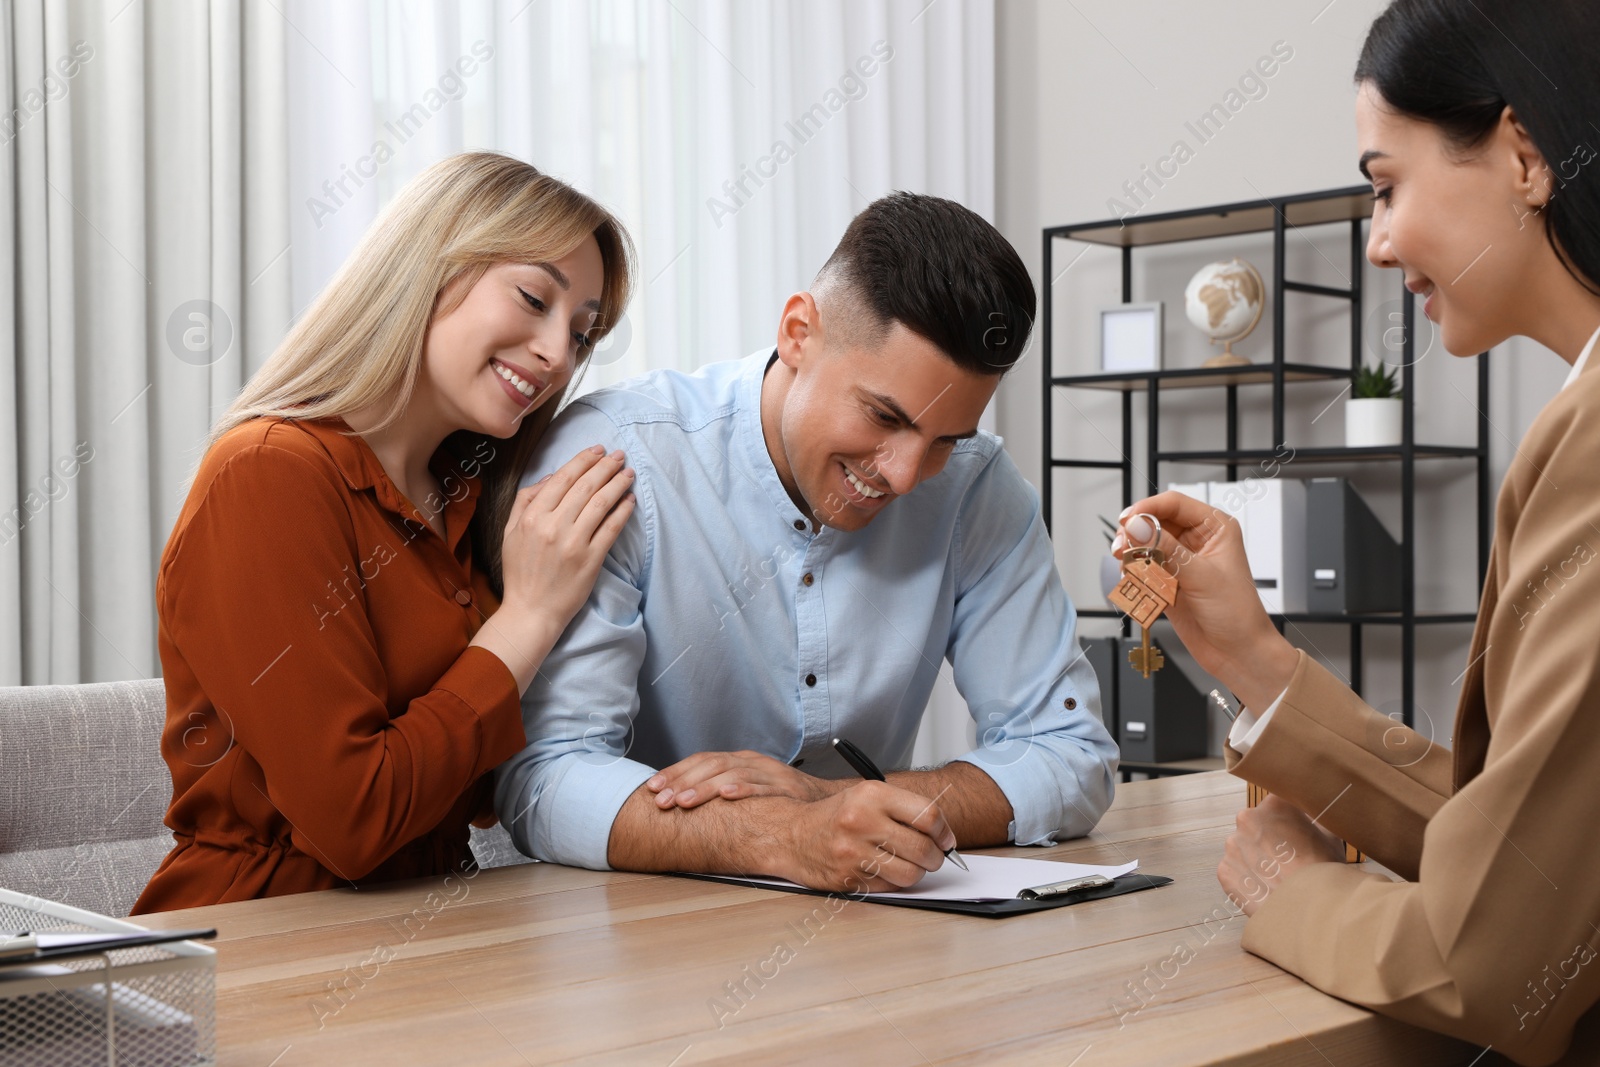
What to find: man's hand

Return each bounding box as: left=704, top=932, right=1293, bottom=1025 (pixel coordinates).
left=642, top=752, right=1012, bottom=848
left=608, top=762, right=1001, bottom=883
left=1217, top=793, right=1346, bottom=916
left=779, top=781, right=956, bottom=892
left=606, top=777, right=956, bottom=892
left=645, top=750, right=845, bottom=809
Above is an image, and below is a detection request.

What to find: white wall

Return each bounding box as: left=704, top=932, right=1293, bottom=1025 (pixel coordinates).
left=993, top=0, right=1571, bottom=755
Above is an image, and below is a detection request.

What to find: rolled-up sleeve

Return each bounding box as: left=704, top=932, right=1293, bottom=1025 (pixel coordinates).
left=946, top=448, right=1118, bottom=845
left=494, top=404, right=657, bottom=870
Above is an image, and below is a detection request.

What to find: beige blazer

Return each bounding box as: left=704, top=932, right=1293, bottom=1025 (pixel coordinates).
left=1226, top=353, right=1600, bottom=1066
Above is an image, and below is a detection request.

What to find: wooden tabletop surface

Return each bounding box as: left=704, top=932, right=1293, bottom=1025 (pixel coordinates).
left=139, top=772, right=1487, bottom=1066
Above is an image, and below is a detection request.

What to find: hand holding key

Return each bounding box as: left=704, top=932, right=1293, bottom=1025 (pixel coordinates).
left=1107, top=512, right=1180, bottom=679
left=1111, top=492, right=1298, bottom=711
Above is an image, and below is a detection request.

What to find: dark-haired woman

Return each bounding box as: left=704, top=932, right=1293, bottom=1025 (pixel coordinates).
left=1114, top=1, right=1600, bottom=1062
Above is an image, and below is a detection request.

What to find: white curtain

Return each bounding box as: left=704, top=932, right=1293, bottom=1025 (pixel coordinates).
left=4, top=0, right=995, bottom=763
left=1, top=0, right=291, bottom=686
left=283, top=0, right=995, bottom=392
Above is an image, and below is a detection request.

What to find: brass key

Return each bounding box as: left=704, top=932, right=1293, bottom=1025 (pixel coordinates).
left=1130, top=614, right=1165, bottom=677
left=1107, top=518, right=1179, bottom=680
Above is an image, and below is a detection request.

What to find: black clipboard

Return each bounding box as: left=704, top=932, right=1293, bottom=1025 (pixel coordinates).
left=677, top=871, right=1172, bottom=918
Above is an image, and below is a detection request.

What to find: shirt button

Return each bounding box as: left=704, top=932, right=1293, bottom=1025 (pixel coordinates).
left=455, top=589, right=472, bottom=606
left=793, top=519, right=806, bottom=531
left=1063, top=697, right=1077, bottom=710
left=805, top=673, right=817, bottom=687
left=802, top=572, right=814, bottom=587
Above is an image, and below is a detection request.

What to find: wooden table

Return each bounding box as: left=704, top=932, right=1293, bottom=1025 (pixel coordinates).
left=1118, top=756, right=1226, bottom=783
left=140, top=772, right=1488, bottom=1065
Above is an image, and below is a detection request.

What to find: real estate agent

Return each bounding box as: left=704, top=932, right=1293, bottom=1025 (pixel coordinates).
left=1117, top=2, right=1600, bottom=1062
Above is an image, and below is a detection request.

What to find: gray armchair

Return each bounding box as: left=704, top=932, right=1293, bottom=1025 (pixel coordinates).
left=0, top=679, right=528, bottom=918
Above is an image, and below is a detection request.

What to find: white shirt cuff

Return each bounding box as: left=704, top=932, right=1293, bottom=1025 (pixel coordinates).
left=1228, top=688, right=1286, bottom=755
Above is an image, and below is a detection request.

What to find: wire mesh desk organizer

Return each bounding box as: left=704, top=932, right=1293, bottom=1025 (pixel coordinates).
left=0, top=888, right=215, bottom=1066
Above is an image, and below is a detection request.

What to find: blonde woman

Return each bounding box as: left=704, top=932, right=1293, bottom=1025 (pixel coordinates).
left=133, top=153, right=635, bottom=912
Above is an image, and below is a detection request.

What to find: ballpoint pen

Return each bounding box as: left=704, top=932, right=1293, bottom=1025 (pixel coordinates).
left=1208, top=689, right=1240, bottom=721
left=832, top=736, right=969, bottom=871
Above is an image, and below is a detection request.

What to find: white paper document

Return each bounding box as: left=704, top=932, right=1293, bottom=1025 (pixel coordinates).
left=727, top=855, right=1139, bottom=902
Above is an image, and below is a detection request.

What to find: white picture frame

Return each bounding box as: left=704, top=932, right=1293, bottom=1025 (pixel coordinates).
left=1099, top=302, right=1164, bottom=373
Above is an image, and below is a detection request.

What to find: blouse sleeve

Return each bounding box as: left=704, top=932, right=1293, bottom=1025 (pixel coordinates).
left=161, top=441, right=525, bottom=879
left=1224, top=650, right=1453, bottom=880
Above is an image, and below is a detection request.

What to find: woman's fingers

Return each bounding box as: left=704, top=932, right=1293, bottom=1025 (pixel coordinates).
left=496, top=446, right=637, bottom=636
left=575, top=467, right=637, bottom=540
left=553, top=449, right=628, bottom=522
left=1115, top=491, right=1237, bottom=566
left=1125, top=491, right=1229, bottom=548
left=1123, top=513, right=1157, bottom=546
left=1111, top=514, right=1182, bottom=562
left=507, top=475, right=551, bottom=529
left=527, top=445, right=610, bottom=515
left=648, top=751, right=731, bottom=794
left=593, top=492, right=635, bottom=549
left=1127, top=489, right=1219, bottom=532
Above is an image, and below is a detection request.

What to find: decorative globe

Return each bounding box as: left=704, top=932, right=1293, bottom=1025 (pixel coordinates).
left=1183, top=258, right=1264, bottom=366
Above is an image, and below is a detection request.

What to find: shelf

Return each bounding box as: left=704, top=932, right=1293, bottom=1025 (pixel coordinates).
left=1045, top=186, right=1373, bottom=248
left=1119, top=758, right=1225, bottom=781
left=1077, top=609, right=1477, bottom=625
left=1157, top=445, right=1481, bottom=464
left=1050, top=458, right=1125, bottom=470
left=1041, top=184, right=1493, bottom=731
left=1052, top=363, right=1349, bottom=391
left=1277, top=612, right=1477, bottom=626
left=1050, top=444, right=1481, bottom=472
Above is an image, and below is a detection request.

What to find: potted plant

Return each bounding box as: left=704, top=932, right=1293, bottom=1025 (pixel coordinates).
left=1346, top=362, right=1404, bottom=447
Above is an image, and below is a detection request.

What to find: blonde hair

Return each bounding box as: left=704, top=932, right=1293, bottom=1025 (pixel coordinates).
left=214, top=152, right=635, bottom=592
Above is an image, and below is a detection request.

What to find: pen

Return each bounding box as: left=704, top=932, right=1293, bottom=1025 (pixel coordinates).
left=1208, top=689, right=1240, bottom=722
left=832, top=736, right=969, bottom=872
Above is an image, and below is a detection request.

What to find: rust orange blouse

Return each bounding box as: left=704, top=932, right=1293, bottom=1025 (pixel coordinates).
left=132, top=416, right=526, bottom=914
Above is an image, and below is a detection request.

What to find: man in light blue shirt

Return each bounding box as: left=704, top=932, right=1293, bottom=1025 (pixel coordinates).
left=496, top=192, right=1117, bottom=891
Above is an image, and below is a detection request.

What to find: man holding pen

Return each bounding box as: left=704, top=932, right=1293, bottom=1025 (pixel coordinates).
left=496, top=193, right=1117, bottom=890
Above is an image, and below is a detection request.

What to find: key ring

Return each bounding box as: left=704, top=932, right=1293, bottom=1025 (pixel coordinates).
left=1122, top=512, right=1162, bottom=552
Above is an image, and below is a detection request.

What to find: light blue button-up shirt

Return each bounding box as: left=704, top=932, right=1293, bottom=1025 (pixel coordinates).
left=495, top=350, right=1118, bottom=870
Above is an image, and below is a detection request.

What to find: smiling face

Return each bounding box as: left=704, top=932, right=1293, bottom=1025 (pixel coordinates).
left=1356, top=83, right=1562, bottom=357
left=763, top=291, right=997, bottom=533
left=420, top=237, right=606, bottom=439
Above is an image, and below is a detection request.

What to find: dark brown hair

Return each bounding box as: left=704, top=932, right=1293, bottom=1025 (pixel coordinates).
left=815, top=191, right=1036, bottom=374
left=1357, top=0, right=1600, bottom=296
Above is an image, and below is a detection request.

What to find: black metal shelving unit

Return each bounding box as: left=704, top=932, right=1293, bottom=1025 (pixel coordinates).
left=1042, top=186, right=1492, bottom=733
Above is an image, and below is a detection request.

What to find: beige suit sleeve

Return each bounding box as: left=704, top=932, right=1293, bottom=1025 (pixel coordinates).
left=1223, top=649, right=1453, bottom=880
left=1234, top=383, right=1600, bottom=1066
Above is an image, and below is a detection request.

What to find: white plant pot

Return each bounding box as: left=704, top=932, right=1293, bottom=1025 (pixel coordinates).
left=1345, top=397, right=1403, bottom=448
